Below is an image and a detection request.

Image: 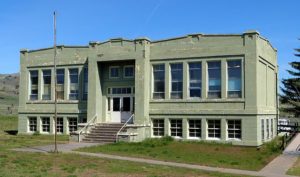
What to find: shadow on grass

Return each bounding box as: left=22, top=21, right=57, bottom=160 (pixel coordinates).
left=4, top=130, right=18, bottom=135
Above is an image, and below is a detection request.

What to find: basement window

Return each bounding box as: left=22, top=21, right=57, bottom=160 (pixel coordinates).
left=227, top=120, right=241, bottom=140
left=56, top=117, right=64, bottom=133
left=29, top=117, right=37, bottom=132
left=41, top=117, right=50, bottom=133
left=207, top=120, right=221, bottom=139
left=170, top=119, right=182, bottom=138
left=68, top=117, right=77, bottom=132
left=189, top=119, right=201, bottom=138
left=152, top=119, right=164, bottom=136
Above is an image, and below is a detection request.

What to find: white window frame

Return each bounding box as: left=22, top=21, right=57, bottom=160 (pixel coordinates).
left=170, top=63, right=183, bottom=99
left=152, top=119, right=164, bottom=137
left=207, top=119, right=221, bottom=140
left=188, top=119, right=201, bottom=139
left=170, top=119, right=183, bottom=138
left=56, top=117, right=64, bottom=134
left=68, top=117, right=78, bottom=133
left=68, top=68, right=79, bottom=100
left=109, top=66, right=120, bottom=79
left=152, top=63, right=165, bottom=99
left=188, top=62, right=202, bottom=99
left=28, top=117, right=37, bottom=132
left=29, top=70, right=39, bottom=101
left=123, top=65, right=134, bottom=78
left=41, top=117, right=50, bottom=133
left=227, top=59, right=242, bottom=98
left=227, top=120, right=241, bottom=140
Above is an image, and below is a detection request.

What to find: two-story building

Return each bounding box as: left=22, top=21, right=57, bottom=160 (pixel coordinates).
left=18, top=31, right=278, bottom=146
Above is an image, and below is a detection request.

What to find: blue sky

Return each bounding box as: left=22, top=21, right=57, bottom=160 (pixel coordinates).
left=0, top=0, right=299, bottom=82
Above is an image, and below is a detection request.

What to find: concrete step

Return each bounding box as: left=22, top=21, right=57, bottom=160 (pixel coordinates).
left=85, top=135, right=116, bottom=139
left=82, top=137, right=116, bottom=143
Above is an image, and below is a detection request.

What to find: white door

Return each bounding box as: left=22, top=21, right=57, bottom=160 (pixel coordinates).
left=111, top=96, right=132, bottom=123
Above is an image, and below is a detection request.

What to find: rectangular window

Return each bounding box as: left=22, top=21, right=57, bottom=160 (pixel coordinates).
left=266, top=118, right=270, bottom=139
left=42, top=70, right=51, bottom=100
left=171, top=63, right=183, bottom=99
left=56, top=69, right=65, bottom=100
left=189, top=63, right=202, bottom=98
left=227, top=120, right=241, bottom=139
left=227, top=60, right=242, bottom=98
left=261, top=119, right=265, bottom=141
left=41, top=117, right=50, bottom=132
left=69, top=68, right=79, bottom=100
left=124, top=66, right=134, bottom=78
left=208, top=61, right=221, bottom=98
left=56, top=117, right=64, bottom=133
left=29, top=117, right=37, bottom=132
left=189, top=120, right=201, bottom=138
left=83, top=67, right=88, bottom=100
left=153, top=64, right=165, bottom=99
left=30, top=70, right=38, bottom=100
left=152, top=119, right=164, bottom=136
left=271, top=119, right=273, bottom=138
left=68, top=117, right=77, bottom=133
left=207, top=120, right=221, bottom=139
left=110, top=66, right=119, bottom=78
left=111, top=87, right=131, bottom=94
left=170, top=119, right=182, bottom=137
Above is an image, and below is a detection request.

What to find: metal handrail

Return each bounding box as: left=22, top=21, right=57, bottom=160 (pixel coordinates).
left=78, top=114, right=97, bottom=135
left=116, top=114, right=134, bottom=142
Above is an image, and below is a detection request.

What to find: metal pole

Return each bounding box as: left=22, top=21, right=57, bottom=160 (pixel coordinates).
left=53, top=11, right=58, bottom=153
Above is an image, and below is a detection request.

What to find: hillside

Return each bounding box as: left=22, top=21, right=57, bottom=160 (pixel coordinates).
left=0, top=73, right=19, bottom=115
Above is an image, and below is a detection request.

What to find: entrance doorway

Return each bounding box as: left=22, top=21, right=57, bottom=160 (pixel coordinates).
left=111, top=96, right=132, bottom=123
left=107, top=87, right=134, bottom=123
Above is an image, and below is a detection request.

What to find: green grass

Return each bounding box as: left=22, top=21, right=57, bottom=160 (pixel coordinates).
left=77, top=136, right=282, bottom=171
left=0, top=115, right=253, bottom=177
left=287, top=157, right=300, bottom=176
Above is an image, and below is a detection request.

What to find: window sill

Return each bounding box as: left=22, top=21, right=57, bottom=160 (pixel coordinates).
left=206, top=138, right=221, bottom=141
left=227, top=138, right=242, bottom=141
left=150, top=98, right=245, bottom=103
left=187, top=137, right=201, bottom=140
left=26, top=100, right=80, bottom=104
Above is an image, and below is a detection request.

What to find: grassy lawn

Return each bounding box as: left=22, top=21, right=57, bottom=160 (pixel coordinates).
left=0, top=116, right=252, bottom=177
left=77, top=136, right=282, bottom=171
left=287, top=157, right=300, bottom=176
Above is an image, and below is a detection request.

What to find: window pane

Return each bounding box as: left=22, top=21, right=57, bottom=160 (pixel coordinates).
left=110, top=67, right=119, bottom=78
left=189, top=62, right=201, bottom=98
left=228, top=60, right=241, bottom=98
left=208, top=61, right=221, bottom=98
left=124, top=66, right=134, bottom=77
left=153, top=64, right=165, bottom=99
left=171, top=63, right=183, bottom=99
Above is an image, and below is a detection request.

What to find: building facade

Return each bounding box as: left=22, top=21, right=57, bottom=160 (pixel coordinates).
left=18, top=31, right=278, bottom=146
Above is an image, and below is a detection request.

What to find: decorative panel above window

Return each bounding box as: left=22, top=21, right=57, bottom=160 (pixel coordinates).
left=227, top=60, right=242, bottom=98
left=171, top=63, right=183, bottom=99
left=207, top=61, right=221, bottom=99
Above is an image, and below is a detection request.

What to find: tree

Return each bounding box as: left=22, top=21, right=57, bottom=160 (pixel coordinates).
left=280, top=46, right=300, bottom=117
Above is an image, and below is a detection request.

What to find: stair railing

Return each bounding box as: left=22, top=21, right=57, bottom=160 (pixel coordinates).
left=78, top=114, right=97, bottom=136
left=116, top=114, right=134, bottom=142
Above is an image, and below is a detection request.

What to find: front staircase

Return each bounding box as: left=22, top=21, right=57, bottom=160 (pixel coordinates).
left=82, top=123, right=124, bottom=143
